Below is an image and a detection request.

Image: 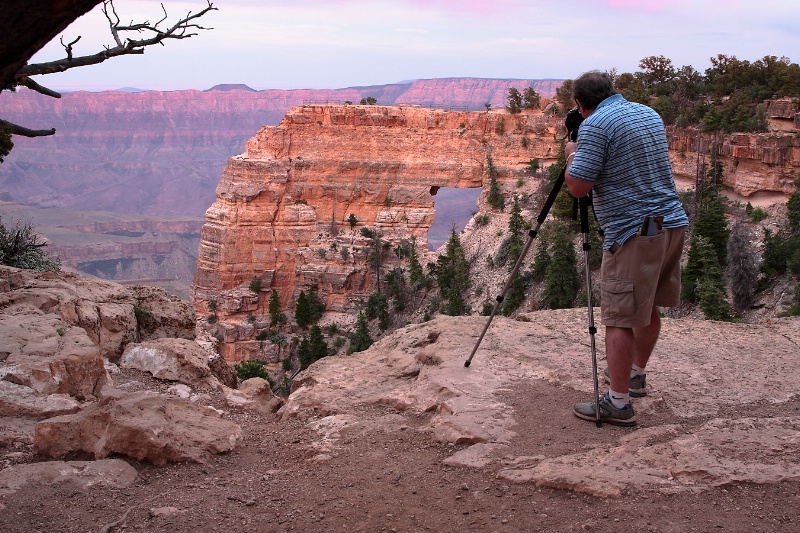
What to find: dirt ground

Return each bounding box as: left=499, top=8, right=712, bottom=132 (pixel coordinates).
left=1, top=370, right=799, bottom=533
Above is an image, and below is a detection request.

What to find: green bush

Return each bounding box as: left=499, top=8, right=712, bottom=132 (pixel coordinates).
left=749, top=206, right=768, bottom=222
left=235, top=359, right=271, bottom=382
left=134, top=306, right=154, bottom=331
left=249, top=276, right=262, bottom=294
left=0, top=218, right=60, bottom=271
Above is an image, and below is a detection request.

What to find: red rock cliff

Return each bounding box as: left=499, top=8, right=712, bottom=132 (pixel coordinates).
left=193, top=104, right=564, bottom=361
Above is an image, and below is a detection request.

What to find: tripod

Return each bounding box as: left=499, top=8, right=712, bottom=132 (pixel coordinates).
left=463, top=165, right=602, bottom=427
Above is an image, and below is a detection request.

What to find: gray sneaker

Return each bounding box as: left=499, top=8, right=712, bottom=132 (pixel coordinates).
left=574, top=391, right=637, bottom=427
left=602, top=367, right=647, bottom=397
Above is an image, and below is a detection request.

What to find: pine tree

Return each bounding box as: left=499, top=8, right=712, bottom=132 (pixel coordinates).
left=693, top=186, right=730, bottom=265
left=549, top=141, right=573, bottom=220
left=541, top=222, right=579, bottom=309
left=268, top=290, right=281, bottom=328
left=787, top=190, right=800, bottom=237
left=386, top=267, right=407, bottom=311
left=486, top=155, right=505, bottom=210
left=501, top=274, right=527, bottom=316
left=297, top=336, right=313, bottom=369
left=522, top=87, right=541, bottom=109
left=436, top=228, right=472, bottom=316
left=307, top=287, right=325, bottom=324
left=506, top=195, right=525, bottom=270
left=349, top=312, right=373, bottom=353
left=681, top=232, right=706, bottom=303
left=308, top=325, right=328, bottom=362
left=408, top=235, right=425, bottom=288
left=295, top=291, right=311, bottom=329
left=726, top=221, right=759, bottom=313
left=530, top=227, right=551, bottom=283
left=683, top=184, right=730, bottom=303
left=506, top=87, right=522, bottom=114
left=694, top=235, right=732, bottom=320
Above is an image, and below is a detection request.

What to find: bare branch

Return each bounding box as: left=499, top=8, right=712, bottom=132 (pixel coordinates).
left=0, top=119, right=56, bottom=138
left=18, top=77, right=62, bottom=98
left=16, top=0, right=216, bottom=79
left=60, top=35, right=81, bottom=61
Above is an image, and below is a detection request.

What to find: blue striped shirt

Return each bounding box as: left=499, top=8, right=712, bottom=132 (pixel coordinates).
left=568, top=94, right=688, bottom=249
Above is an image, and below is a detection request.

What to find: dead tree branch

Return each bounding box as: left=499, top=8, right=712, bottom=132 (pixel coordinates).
left=0, top=119, right=56, bottom=137
left=17, top=0, right=216, bottom=82
left=2, top=0, right=216, bottom=139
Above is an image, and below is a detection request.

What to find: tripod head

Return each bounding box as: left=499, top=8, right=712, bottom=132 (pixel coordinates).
left=565, top=107, right=583, bottom=142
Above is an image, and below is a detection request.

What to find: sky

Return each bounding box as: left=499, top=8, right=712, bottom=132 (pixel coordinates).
left=28, top=0, right=800, bottom=92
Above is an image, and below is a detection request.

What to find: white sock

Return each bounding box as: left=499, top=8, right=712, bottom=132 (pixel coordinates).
left=608, top=390, right=630, bottom=409
left=631, top=364, right=646, bottom=377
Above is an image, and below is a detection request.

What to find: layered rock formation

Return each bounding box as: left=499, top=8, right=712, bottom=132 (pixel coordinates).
left=667, top=99, right=800, bottom=197
left=0, top=265, right=242, bottom=466
left=0, top=200, right=202, bottom=300
left=0, top=79, right=561, bottom=217
left=195, top=100, right=799, bottom=362
left=193, top=103, right=564, bottom=360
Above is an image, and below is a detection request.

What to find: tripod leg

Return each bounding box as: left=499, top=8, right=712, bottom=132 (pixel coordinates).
left=464, top=170, right=566, bottom=368
left=579, top=196, right=602, bottom=427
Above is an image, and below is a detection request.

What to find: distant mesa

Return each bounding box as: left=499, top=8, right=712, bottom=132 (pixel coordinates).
left=206, top=84, right=257, bottom=92
left=116, top=87, right=146, bottom=92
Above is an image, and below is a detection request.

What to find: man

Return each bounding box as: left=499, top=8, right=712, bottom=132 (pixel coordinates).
left=564, top=71, right=689, bottom=427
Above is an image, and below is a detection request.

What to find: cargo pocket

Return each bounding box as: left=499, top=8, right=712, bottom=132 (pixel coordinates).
left=602, top=279, right=635, bottom=316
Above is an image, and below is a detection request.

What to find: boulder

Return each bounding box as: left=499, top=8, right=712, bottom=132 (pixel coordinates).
left=209, top=353, right=239, bottom=389
left=0, top=459, right=138, bottom=495
left=119, top=338, right=216, bottom=388
left=33, top=391, right=242, bottom=465
left=127, top=285, right=195, bottom=342
left=223, top=377, right=282, bottom=414
left=0, top=313, right=108, bottom=400
left=0, top=381, right=80, bottom=419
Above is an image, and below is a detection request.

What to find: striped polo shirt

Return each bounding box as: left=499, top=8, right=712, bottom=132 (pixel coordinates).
left=568, top=94, right=688, bottom=250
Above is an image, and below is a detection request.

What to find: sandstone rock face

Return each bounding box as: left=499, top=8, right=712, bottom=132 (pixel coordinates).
left=667, top=121, right=799, bottom=198
left=193, top=104, right=565, bottom=360
left=33, top=391, right=242, bottom=465
left=120, top=338, right=215, bottom=388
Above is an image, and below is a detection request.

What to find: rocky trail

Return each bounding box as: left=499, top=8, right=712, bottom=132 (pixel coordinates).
left=2, top=303, right=799, bottom=532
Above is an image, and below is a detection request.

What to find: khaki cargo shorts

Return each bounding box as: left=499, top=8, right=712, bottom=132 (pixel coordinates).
left=600, top=227, right=686, bottom=328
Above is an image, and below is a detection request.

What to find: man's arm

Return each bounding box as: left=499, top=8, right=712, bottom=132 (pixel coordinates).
left=564, top=141, right=594, bottom=198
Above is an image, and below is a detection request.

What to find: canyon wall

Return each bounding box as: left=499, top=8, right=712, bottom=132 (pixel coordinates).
left=0, top=78, right=561, bottom=299
left=193, top=103, right=564, bottom=360
left=0, top=78, right=561, bottom=217
left=667, top=99, right=800, bottom=197
left=195, top=100, right=799, bottom=362
left=0, top=201, right=202, bottom=300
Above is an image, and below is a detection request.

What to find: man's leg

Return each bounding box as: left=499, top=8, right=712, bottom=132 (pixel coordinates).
left=574, top=324, right=637, bottom=426
left=605, top=325, right=635, bottom=394
left=632, top=306, right=660, bottom=369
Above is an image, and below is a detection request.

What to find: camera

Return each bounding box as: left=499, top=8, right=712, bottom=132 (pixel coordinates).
left=565, top=107, right=583, bottom=142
